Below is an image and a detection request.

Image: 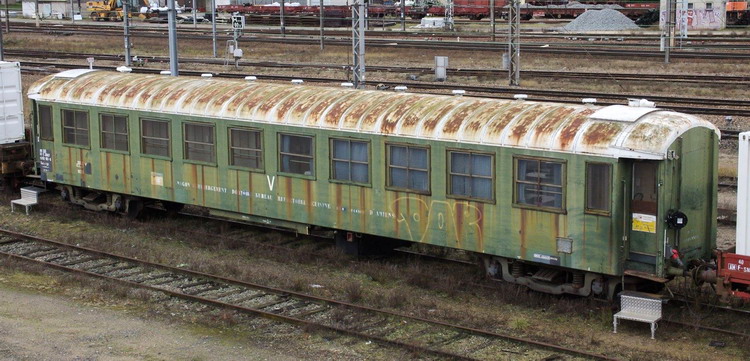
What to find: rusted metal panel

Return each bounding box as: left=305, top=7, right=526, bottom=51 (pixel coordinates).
left=437, top=100, right=486, bottom=139
left=504, top=104, right=559, bottom=146
left=417, top=97, right=468, bottom=137
left=527, top=106, right=575, bottom=147
left=318, top=90, right=372, bottom=128
left=27, top=71, right=720, bottom=160
left=339, top=93, right=393, bottom=130
left=275, top=87, right=326, bottom=124
left=396, top=97, right=447, bottom=137
left=577, top=121, right=625, bottom=153
left=556, top=108, right=595, bottom=150
left=378, top=95, right=429, bottom=135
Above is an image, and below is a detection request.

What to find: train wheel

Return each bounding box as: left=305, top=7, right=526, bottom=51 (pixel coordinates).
left=162, top=201, right=184, bottom=216
left=126, top=199, right=143, bottom=219
left=60, top=186, right=71, bottom=202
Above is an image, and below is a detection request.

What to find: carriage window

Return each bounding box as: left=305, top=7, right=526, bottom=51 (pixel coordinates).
left=62, top=109, right=89, bottom=147
left=387, top=144, right=429, bottom=193
left=184, top=123, right=215, bottom=163
left=586, top=163, right=611, bottom=214
left=449, top=151, right=493, bottom=201
left=279, top=134, right=314, bottom=176
left=39, top=105, right=53, bottom=141
left=141, top=118, right=170, bottom=157
left=100, top=114, right=129, bottom=151
left=515, top=158, right=564, bottom=210
left=705, top=2, right=712, bottom=10
left=230, top=128, right=263, bottom=170
left=331, top=138, right=369, bottom=184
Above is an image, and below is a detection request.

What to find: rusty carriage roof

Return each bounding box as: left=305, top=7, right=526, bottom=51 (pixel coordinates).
left=28, top=69, right=720, bottom=160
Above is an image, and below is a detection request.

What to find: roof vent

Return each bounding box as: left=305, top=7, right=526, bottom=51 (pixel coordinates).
left=514, top=94, right=528, bottom=100
left=341, top=82, right=354, bottom=88
left=159, top=70, right=171, bottom=75
left=394, top=85, right=408, bottom=92
left=291, top=79, right=304, bottom=85
left=452, top=89, right=466, bottom=96
left=116, top=66, right=132, bottom=73
left=245, top=76, right=257, bottom=81
left=201, top=73, right=213, bottom=78
left=628, top=98, right=655, bottom=108
left=582, top=98, right=597, bottom=105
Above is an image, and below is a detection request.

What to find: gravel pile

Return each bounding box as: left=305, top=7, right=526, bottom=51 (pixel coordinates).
left=563, top=9, right=641, bottom=32
left=566, top=1, right=623, bottom=9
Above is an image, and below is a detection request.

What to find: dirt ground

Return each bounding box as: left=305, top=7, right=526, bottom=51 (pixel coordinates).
left=0, top=284, right=284, bottom=361
left=0, top=268, right=395, bottom=361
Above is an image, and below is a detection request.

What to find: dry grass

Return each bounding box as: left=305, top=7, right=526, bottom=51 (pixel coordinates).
left=0, top=195, right=748, bottom=360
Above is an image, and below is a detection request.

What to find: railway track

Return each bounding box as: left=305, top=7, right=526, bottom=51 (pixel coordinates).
left=19, top=60, right=750, bottom=118
left=12, top=50, right=750, bottom=87
left=17, top=22, right=750, bottom=59
left=18, top=20, right=750, bottom=44
left=0, top=228, right=620, bottom=361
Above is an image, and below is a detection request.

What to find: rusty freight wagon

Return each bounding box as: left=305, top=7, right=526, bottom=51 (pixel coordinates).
left=28, top=70, right=719, bottom=299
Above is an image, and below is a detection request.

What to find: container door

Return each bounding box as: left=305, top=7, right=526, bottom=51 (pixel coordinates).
left=627, top=161, right=659, bottom=273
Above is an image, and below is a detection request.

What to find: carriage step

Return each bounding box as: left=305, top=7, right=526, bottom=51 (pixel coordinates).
left=531, top=268, right=561, bottom=282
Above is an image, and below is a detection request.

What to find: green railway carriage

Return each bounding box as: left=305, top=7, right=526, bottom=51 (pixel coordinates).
left=28, top=70, right=719, bottom=298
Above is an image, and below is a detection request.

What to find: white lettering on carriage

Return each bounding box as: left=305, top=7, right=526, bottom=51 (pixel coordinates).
left=267, top=175, right=276, bottom=191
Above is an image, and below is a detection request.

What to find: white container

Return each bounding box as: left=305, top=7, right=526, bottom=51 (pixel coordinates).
left=737, top=132, right=750, bottom=256
left=0, top=61, right=24, bottom=144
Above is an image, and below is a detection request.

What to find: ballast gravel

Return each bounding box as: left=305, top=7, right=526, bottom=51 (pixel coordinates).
left=563, top=9, right=641, bottom=32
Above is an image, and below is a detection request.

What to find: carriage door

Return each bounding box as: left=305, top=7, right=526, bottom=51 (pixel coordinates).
left=627, top=161, right=659, bottom=273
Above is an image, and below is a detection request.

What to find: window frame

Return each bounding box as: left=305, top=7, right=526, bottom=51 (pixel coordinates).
left=278, top=132, right=316, bottom=179
left=228, top=127, right=264, bottom=172
left=38, top=104, right=54, bottom=141
left=182, top=121, right=217, bottom=165
left=512, top=156, right=566, bottom=214
left=329, top=137, right=371, bottom=187
left=584, top=162, right=612, bottom=216
left=705, top=2, right=712, bottom=10
left=99, top=113, right=130, bottom=153
left=385, top=142, right=431, bottom=195
left=140, top=117, right=172, bottom=159
left=446, top=149, right=495, bottom=203
left=61, top=108, right=90, bottom=148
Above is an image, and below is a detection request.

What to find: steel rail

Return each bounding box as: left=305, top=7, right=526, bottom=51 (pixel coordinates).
left=16, top=21, right=750, bottom=44
left=19, top=61, right=750, bottom=118
left=0, top=228, right=621, bottom=360
left=12, top=50, right=750, bottom=86
left=15, top=23, right=750, bottom=60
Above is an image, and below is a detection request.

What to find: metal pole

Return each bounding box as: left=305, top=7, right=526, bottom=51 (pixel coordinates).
left=352, top=1, right=365, bottom=89
left=70, top=0, right=74, bottom=22
left=124, top=0, right=131, bottom=66
left=35, top=0, right=40, bottom=27
left=445, top=0, right=453, bottom=31
left=212, top=0, right=217, bottom=57
left=0, top=10, right=4, bottom=61
left=664, top=0, right=672, bottom=63
left=319, top=0, right=324, bottom=49
left=280, top=0, right=285, bottom=36
left=168, top=0, right=179, bottom=75
left=5, top=0, right=9, bottom=33
left=192, top=0, right=197, bottom=28
left=508, top=0, right=520, bottom=86
left=400, top=0, right=405, bottom=31
left=490, top=0, right=495, bottom=42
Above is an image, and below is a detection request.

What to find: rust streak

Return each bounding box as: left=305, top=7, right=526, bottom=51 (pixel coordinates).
left=580, top=122, right=623, bottom=148
left=442, top=101, right=482, bottom=135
